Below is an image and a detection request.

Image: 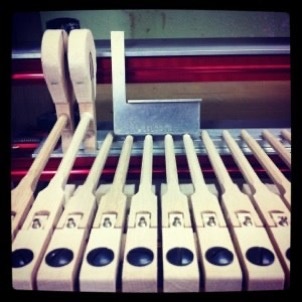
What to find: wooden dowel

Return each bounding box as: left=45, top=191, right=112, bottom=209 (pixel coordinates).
left=262, top=129, right=291, bottom=168
left=201, top=130, right=235, bottom=192
left=84, top=132, right=114, bottom=192
left=11, top=115, right=67, bottom=239
left=138, top=135, right=153, bottom=192
left=281, top=129, right=291, bottom=142
left=164, top=134, right=180, bottom=189
left=183, top=133, right=208, bottom=192
left=52, top=112, right=92, bottom=187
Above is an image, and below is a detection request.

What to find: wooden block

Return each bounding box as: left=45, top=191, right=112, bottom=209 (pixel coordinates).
left=79, top=227, right=122, bottom=292
left=161, top=134, right=199, bottom=292
left=122, top=227, right=157, bottom=292
left=122, top=135, right=158, bottom=292
left=79, top=136, right=133, bottom=292
left=36, top=228, right=88, bottom=291
left=162, top=227, right=199, bottom=292
left=41, top=29, right=74, bottom=152
left=68, top=29, right=97, bottom=152
left=183, top=134, right=242, bottom=292
left=234, top=226, right=285, bottom=290
left=196, top=227, right=242, bottom=291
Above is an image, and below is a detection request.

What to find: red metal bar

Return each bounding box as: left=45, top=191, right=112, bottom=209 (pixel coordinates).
left=11, top=55, right=290, bottom=84
left=11, top=154, right=290, bottom=183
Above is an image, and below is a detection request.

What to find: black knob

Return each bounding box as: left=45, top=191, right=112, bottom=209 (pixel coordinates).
left=45, top=248, right=73, bottom=267
left=166, top=247, right=194, bottom=266
left=127, top=247, right=154, bottom=267
left=286, top=248, right=290, bottom=261
left=205, top=246, right=234, bottom=266
left=12, top=248, right=34, bottom=268
left=46, top=18, right=80, bottom=34
left=246, top=246, right=275, bottom=266
left=86, top=247, right=114, bottom=267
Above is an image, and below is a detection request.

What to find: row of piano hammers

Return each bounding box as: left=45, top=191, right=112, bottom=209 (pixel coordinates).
left=12, top=125, right=291, bottom=291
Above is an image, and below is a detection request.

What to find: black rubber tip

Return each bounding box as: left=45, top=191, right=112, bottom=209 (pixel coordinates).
left=166, top=247, right=194, bottom=266
left=45, top=248, right=73, bottom=267
left=205, top=246, right=234, bottom=266
left=127, top=247, right=154, bottom=267
left=246, top=246, right=275, bottom=266
left=86, top=247, right=114, bottom=267
left=12, top=248, right=34, bottom=268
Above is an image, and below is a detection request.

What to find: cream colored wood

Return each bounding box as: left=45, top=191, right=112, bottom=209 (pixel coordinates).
left=262, top=129, right=291, bottom=168
left=11, top=115, right=67, bottom=240
left=161, top=134, right=192, bottom=228
left=161, top=134, right=199, bottom=292
left=201, top=130, right=285, bottom=290
left=122, top=135, right=157, bottom=292
left=223, top=130, right=290, bottom=287
left=281, top=129, right=291, bottom=142
left=183, top=134, right=242, bottom=292
left=41, top=29, right=74, bottom=152
left=79, top=135, right=133, bottom=292
left=241, top=129, right=291, bottom=210
left=242, top=184, right=290, bottom=289
left=36, top=132, right=113, bottom=291
left=12, top=114, right=92, bottom=290
left=162, top=227, right=199, bottom=292
left=201, top=131, right=263, bottom=228
left=68, top=29, right=97, bottom=152
left=79, top=227, right=122, bottom=292
left=234, top=227, right=285, bottom=290
left=122, top=227, right=157, bottom=292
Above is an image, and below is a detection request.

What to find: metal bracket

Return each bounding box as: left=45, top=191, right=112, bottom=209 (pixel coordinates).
left=111, top=31, right=201, bottom=136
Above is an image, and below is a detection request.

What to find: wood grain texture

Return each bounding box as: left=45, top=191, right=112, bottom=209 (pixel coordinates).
left=12, top=114, right=91, bottom=290
left=202, top=130, right=285, bottom=290
left=262, top=129, right=291, bottom=168
left=122, top=135, right=158, bottom=292
left=11, top=114, right=67, bottom=240
left=161, top=134, right=199, bottom=292
left=241, top=129, right=290, bottom=210
left=41, top=29, right=74, bottom=152
left=79, top=135, right=133, bottom=292
left=184, top=134, right=242, bottom=291
left=68, top=29, right=97, bottom=152
left=36, top=132, right=113, bottom=291
left=223, top=130, right=290, bottom=287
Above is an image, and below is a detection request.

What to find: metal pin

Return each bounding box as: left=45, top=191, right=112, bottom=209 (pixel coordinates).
left=138, top=216, right=147, bottom=227
left=66, top=217, right=76, bottom=228
left=32, top=218, right=41, bottom=229
left=172, top=216, right=182, bottom=227
left=278, top=215, right=288, bottom=226
left=243, top=216, right=252, bottom=226
left=207, top=216, right=216, bottom=227
left=103, top=217, right=112, bottom=228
